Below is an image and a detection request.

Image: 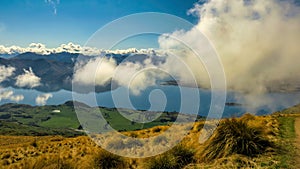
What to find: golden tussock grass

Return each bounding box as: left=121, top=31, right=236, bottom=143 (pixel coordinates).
left=0, top=114, right=283, bottom=168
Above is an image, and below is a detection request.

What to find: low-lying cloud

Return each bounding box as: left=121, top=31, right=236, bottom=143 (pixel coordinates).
left=73, top=57, right=117, bottom=86
left=9, top=94, right=24, bottom=102
left=36, top=93, right=53, bottom=105
left=112, top=57, right=169, bottom=95
left=0, top=89, right=24, bottom=102
left=73, top=56, right=169, bottom=95
left=182, top=0, right=300, bottom=94
left=0, top=65, right=15, bottom=83
left=15, top=67, right=41, bottom=88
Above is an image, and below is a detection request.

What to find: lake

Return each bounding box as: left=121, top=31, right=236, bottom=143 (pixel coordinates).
left=1, top=86, right=300, bottom=118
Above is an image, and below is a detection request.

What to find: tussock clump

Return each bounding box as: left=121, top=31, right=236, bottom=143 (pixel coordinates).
left=146, top=144, right=195, bottom=169
left=92, top=150, right=126, bottom=169
left=201, top=118, right=274, bottom=162
left=128, top=132, right=138, bottom=138
left=240, top=113, right=256, bottom=122
left=152, top=127, right=162, bottom=133
left=171, top=144, right=195, bottom=167
left=30, top=139, right=38, bottom=148
left=192, top=122, right=204, bottom=132
left=146, top=154, right=177, bottom=169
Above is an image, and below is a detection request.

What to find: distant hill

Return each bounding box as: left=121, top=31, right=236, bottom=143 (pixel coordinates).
left=0, top=57, right=74, bottom=92
left=0, top=53, right=18, bottom=59
left=12, top=52, right=81, bottom=63
left=11, top=52, right=135, bottom=64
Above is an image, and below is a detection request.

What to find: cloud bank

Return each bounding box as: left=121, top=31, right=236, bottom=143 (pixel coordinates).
left=36, top=93, right=53, bottom=105
left=0, top=66, right=15, bottom=83
left=73, top=56, right=164, bottom=95
left=156, top=0, right=300, bottom=112
left=15, top=67, right=41, bottom=88
left=0, top=42, right=156, bottom=56
left=200, top=0, right=300, bottom=93
left=159, top=0, right=300, bottom=94
left=73, top=57, right=117, bottom=86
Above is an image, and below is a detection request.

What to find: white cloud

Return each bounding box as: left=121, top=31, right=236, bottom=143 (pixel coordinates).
left=113, top=59, right=168, bottom=95
left=0, top=65, right=15, bottom=83
left=0, top=90, right=13, bottom=100
left=35, top=93, right=53, bottom=105
left=73, top=57, right=117, bottom=86
left=15, top=67, right=41, bottom=88
left=73, top=55, right=169, bottom=95
left=28, top=43, right=51, bottom=55
left=0, top=42, right=155, bottom=56
left=0, top=45, right=29, bottom=55
left=0, top=89, right=24, bottom=103
left=158, top=0, right=300, bottom=94
left=9, top=95, right=24, bottom=102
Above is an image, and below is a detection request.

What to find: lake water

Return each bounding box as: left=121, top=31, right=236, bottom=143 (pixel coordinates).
left=1, top=86, right=300, bottom=118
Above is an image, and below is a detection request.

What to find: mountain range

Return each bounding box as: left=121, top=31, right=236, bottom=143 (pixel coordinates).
left=0, top=52, right=139, bottom=92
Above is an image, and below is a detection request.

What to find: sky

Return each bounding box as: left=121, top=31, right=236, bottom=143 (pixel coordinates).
left=0, top=0, right=199, bottom=48
left=1, top=0, right=300, bottom=111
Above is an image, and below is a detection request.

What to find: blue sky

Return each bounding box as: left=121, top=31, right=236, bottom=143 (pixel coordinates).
left=0, top=0, right=199, bottom=48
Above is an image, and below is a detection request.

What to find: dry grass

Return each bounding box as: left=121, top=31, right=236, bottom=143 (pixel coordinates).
left=21, top=155, right=74, bottom=169
left=92, top=150, right=127, bottom=169
left=200, top=117, right=274, bottom=161
left=0, top=114, right=285, bottom=168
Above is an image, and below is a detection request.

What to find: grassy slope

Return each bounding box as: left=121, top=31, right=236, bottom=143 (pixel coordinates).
left=272, top=103, right=300, bottom=168
left=0, top=103, right=300, bottom=168
left=275, top=116, right=297, bottom=168
left=0, top=121, right=81, bottom=137
left=0, top=112, right=295, bottom=168
left=0, top=113, right=283, bottom=168
left=0, top=102, right=201, bottom=136
left=38, top=105, right=79, bottom=128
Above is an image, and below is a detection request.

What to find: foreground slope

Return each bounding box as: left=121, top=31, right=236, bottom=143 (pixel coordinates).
left=1, top=103, right=300, bottom=168
left=0, top=113, right=290, bottom=169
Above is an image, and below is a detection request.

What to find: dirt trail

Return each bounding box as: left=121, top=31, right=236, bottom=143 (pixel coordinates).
left=294, top=118, right=300, bottom=168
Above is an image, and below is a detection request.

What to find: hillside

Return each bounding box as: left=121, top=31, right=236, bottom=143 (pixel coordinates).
left=0, top=113, right=290, bottom=168
left=0, top=101, right=203, bottom=136
left=0, top=103, right=300, bottom=168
